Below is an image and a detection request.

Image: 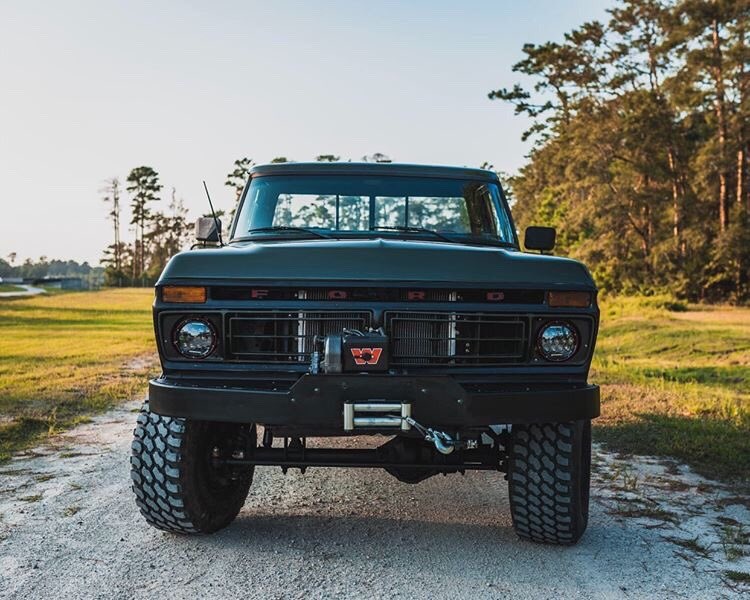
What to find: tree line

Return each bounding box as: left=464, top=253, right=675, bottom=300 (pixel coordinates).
left=490, top=0, right=749, bottom=302
left=99, top=153, right=391, bottom=286
left=100, top=168, right=191, bottom=287
left=0, top=255, right=101, bottom=284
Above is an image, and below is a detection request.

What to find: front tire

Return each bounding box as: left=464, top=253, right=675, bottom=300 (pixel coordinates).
left=508, top=420, right=591, bottom=545
left=130, top=403, right=254, bottom=534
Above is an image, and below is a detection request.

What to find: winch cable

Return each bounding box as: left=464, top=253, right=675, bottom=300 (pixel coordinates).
left=403, top=416, right=455, bottom=455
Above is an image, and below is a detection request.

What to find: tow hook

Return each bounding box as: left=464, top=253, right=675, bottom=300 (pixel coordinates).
left=403, top=417, right=456, bottom=455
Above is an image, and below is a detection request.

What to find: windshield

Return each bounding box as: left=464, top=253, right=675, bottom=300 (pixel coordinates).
left=232, top=175, right=517, bottom=245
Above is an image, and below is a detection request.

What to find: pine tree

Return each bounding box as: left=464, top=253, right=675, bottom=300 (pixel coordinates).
left=126, top=166, right=162, bottom=286
left=488, top=0, right=750, bottom=302
left=100, top=177, right=123, bottom=285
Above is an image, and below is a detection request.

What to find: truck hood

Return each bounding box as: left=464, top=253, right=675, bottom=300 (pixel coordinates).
left=159, top=239, right=595, bottom=288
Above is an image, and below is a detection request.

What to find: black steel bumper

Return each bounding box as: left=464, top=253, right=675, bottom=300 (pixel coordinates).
left=149, top=374, right=599, bottom=428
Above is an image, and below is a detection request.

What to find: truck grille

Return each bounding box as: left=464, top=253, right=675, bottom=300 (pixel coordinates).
left=385, top=312, right=526, bottom=366
left=227, top=311, right=372, bottom=363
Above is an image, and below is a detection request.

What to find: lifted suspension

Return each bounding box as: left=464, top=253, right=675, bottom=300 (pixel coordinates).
left=214, top=433, right=507, bottom=480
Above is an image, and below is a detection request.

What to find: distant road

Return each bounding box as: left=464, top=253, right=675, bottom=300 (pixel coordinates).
left=0, top=285, right=45, bottom=298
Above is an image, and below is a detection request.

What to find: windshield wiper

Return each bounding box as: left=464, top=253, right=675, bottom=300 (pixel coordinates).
left=462, top=237, right=517, bottom=248
left=372, top=226, right=455, bottom=244
left=238, top=226, right=332, bottom=240
left=372, top=226, right=516, bottom=248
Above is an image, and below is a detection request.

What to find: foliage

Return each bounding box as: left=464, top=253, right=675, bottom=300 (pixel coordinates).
left=362, top=152, right=392, bottom=163
left=0, top=256, right=102, bottom=285
left=126, top=166, right=162, bottom=285
left=101, top=169, right=191, bottom=286
left=490, top=0, right=750, bottom=303
left=224, top=157, right=255, bottom=227
left=224, top=157, right=255, bottom=200
left=100, top=153, right=372, bottom=286
left=100, top=178, right=123, bottom=285
left=143, top=188, right=191, bottom=280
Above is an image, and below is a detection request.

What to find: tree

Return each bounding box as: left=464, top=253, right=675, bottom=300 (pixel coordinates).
left=362, top=152, right=391, bottom=163
left=145, top=188, right=191, bottom=279
left=670, top=0, right=740, bottom=232
left=224, top=157, right=254, bottom=228
left=316, top=154, right=340, bottom=162
left=101, top=242, right=130, bottom=286
left=126, top=166, right=162, bottom=285
left=668, top=0, right=750, bottom=293
left=100, top=177, right=123, bottom=285
left=488, top=0, right=750, bottom=302
left=270, top=156, right=289, bottom=163
left=225, top=157, right=254, bottom=201
left=0, top=257, right=12, bottom=278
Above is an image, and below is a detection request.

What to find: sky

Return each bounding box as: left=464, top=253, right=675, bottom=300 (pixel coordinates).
left=0, top=0, right=613, bottom=265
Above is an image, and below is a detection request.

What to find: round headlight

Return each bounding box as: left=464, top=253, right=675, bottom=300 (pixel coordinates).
left=537, top=322, right=578, bottom=362
left=174, top=319, right=216, bottom=358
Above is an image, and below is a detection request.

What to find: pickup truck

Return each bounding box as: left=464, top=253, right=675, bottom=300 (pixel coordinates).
left=130, top=162, right=600, bottom=545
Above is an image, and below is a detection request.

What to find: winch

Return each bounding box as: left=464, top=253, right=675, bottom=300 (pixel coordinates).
left=310, top=328, right=389, bottom=373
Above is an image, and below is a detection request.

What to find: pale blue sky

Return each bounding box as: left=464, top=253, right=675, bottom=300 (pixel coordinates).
left=0, top=0, right=613, bottom=264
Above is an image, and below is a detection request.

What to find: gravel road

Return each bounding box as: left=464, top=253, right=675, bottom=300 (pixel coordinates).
left=1, top=401, right=748, bottom=599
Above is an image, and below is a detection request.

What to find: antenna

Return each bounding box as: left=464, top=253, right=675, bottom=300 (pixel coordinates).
left=202, top=180, right=224, bottom=246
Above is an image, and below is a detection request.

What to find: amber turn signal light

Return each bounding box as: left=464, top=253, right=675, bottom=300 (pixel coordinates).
left=547, top=291, right=591, bottom=308
left=162, top=286, right=207, bottom=303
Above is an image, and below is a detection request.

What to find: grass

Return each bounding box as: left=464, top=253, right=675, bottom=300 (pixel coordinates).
left=719, top=523, right=750, bottom=561
left=608, top=503, right=680, bottom=524
left=0, top=288, right=157, bottom=461
left=592, top=295, right=750, bottom=482
left=0, top=284, right=26, bottom=293
left=723, top=570, right=750, bottom=584
left=18, top=494, right=43, bottom=503
left=0, top=288, right=747, bottom=484
left=664, top=536, right=711, bottom=558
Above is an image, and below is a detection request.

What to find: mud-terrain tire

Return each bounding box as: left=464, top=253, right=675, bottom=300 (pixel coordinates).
left=130, top=402, right=254, bottom=534
left=508, top=420, right=591, bottom=545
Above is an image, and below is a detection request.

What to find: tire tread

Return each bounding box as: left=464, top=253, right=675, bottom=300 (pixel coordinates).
left=130, top=403, right=199, bottom=533
left=508, top=420, right=590, bottom=545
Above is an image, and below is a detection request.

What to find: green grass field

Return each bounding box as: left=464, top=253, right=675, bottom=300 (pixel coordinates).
left=0, top=289, right=157, bottom=461
left=592, top=296, right=749, bottom=481
left=0, top=290, right=747, bottom=481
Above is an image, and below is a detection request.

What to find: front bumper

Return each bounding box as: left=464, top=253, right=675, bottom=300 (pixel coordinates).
left=149, top=374, right=599, bottom=428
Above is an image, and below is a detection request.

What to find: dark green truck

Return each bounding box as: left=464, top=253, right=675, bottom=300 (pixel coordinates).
left=131, top=162, right=600, bottom=545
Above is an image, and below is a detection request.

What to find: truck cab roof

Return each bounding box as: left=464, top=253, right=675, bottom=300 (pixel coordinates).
left=249, top=162, right=500, bottom=182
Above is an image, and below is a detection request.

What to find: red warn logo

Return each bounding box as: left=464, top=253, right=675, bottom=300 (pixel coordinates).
left=350, top=347, right=383, bottom=366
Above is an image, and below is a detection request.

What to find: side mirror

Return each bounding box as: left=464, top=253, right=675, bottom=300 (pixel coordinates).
left=524, top=226, right=556, bottom=252
left=195, top=217, right=222, bottom=243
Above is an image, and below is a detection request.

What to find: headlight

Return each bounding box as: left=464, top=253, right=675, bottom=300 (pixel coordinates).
left=174, top=319, right=216, bottom=358
left=537, top=321, right=578, bottom=362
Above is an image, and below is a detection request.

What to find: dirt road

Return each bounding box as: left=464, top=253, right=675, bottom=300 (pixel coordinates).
left=0, top=401, right=748, bottom=599
left=0, top=285, right=45, bottom=298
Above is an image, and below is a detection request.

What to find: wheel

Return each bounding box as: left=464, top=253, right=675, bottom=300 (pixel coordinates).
left=508, top=420, right=591, bottom=545
left=130, top=402, right=255, bottom=534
